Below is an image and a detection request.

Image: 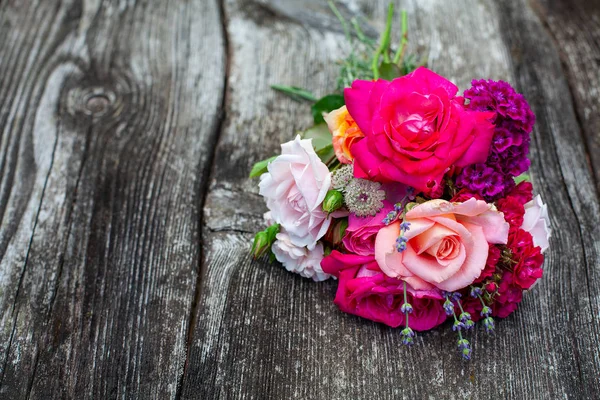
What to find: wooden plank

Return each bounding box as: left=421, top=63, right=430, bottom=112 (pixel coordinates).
left=0, top=0, right=225, bottom=398
left=495, top=0, right=600, bottom=395
left=182, top=0, right=600, bottom=398
left=532, top=0, right=600, bottom=194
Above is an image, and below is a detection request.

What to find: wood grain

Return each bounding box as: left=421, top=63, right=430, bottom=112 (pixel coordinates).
left=0, top=0, right=598, bottom=398
left=180, top=0, right=600, bottom=399
left=0, top=0, right=225, bottom=398
left=532, top=0, right=600, bottom=195
left=496, top=0, right=600, bottom=395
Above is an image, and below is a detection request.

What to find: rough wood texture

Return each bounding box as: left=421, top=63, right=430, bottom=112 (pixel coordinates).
left=533, top=0, right=600, bottom=195
left=0, top=0, right=225, bottom=398
left=0, top=0, right=599, bottom=399
left=181, top=0, right=600, bottom=399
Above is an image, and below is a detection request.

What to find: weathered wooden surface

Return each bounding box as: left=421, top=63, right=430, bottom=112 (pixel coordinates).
left=0, top=0, right=225, bottom=398
left=533, top=0, right=600, bottom=195
left=0, top=0, right=598, bottom=399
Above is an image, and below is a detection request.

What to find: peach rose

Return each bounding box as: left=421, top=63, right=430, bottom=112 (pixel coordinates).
left=375, top=198, right=509, bottom=292
left=325, top=105, right=364, bottom=164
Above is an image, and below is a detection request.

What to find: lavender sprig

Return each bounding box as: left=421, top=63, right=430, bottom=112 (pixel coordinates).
left=444, top=292, right=472, bottom=360
left=471, top=285, right=495, bottom=333
left=382, top=187, right=415, bottom=225
left=395, top=221, right=411, bottom=253
left=400, top=281, right=415, bottom=346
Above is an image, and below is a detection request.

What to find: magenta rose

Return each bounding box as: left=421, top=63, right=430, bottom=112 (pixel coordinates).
left=344, top=67, right=496, bottom=192
left=321, top=251, right=447, bottom=330
left=343, top=201, right=393, bottom=256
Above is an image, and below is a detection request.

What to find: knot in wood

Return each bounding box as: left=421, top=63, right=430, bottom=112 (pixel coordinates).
left=67, top=86, right=118, bottom=118
left=85, top=93, right=111, bottom=115
left=81, top=87, right=116, bottom=116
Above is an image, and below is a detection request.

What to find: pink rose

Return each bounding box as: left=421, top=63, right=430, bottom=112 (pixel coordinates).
left=272, top=231, right=330, bottom=281
left=259, top=136, right=332, bottom=248
left=344, top=67, right=496, bottom=192
left=343, top=201, right=393, bottom=256
left=375, top=198, right=509, bottom=292
left=521, top=195, right=551, bottom=253
left=321, top=251, right=447, bottom=330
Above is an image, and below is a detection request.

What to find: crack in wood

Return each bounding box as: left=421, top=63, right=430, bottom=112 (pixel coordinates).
left=175, top=0, right=230, bottom=398
left=0, top=114, right=60, bottom=388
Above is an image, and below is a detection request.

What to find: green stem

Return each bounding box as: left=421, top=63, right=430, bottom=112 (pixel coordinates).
left=477, top=293, right=488, bottom=308
left=330, top=162, right=343, bottom=172
left=351, top=17, right=376, bottom=48
left=328, top=1, right=351, bottom=42
left=403, top=281, right=409, bottom=328
left=371, top=3, right=394, bottom=79
left=393, top=10, right=408, bottom=64
left=325, top=154, right=338, bottom=166
left=457, top=299, right=466, bottom=314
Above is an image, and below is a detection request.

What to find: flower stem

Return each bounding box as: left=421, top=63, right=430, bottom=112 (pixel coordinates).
left=328, top=1, right=351, bottom=43
left=403, top=281, right=409, bottom=327
left=477, top=293, right=487, bottom=308
left=393, top=10, right=408, bottom=64
left=372, top=3, right=394, bottom=79
left=457, top=299, right=466, bottom=314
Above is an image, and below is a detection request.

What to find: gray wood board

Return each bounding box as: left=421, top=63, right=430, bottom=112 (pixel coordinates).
left=534, top=0, right=600, bottom=195
left=0, top=0, right=225, bottom=398
left=0, top=0, right=598, bottom=399
left=181, top=0, right=600, bottom=399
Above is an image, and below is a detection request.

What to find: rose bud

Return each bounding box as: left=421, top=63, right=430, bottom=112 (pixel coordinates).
left=264, top=223, right=280, bottom=242
left=486, top=282, right=498, bottom=293
left=322, top=189, right=344, bottom=213
left=251, top=223, right=280, bottom=258
left=251, top=231, right=270, bottom=258
left=328, top=218, right=348, bottom=245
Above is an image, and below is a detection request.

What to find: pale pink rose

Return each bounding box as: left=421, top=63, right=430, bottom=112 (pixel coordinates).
left=272, top=232, right=330, bottom=281
left=259, top=136, right=332, bottom=248
left=375, top=198, right=509, bottom=292
left=521, top=195, right=551, bottom=253
left=264, top=211, right=274, bottom=226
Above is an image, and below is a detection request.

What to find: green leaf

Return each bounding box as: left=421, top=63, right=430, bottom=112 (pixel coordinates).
left=302, top=124, right=332, bottom=150
left=315, top=144, right=335, bottom=164
left=514, top=173, right=531, bottom=184
left=311, top=94, right=345, bottom=124
left=302, top=124, right=335, bottom=164
left=271, top=85, right=317, bottom=102
left=379, top=62, right=402, bottom=80
left=249, top=155, right=277, bottom=178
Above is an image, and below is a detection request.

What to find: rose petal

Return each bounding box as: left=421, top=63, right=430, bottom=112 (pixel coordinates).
left=434, top=222, right=489, bottom=291
left=411, top=223, right=458, bottom=255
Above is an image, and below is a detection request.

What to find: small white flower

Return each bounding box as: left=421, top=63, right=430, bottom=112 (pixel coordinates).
left=271, top=231, right=331, bottom=281
left=344, top=178, right=386, bottom=217
left=521, top=195, right=551, bottom=253
left=332, top=164, right=354, bottom=190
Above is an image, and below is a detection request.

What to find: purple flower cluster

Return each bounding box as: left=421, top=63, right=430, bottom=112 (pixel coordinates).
left=456, top=80, right=535, bottom=200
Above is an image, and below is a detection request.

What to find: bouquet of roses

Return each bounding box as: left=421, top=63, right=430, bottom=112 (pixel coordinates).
left=249, top=3, right=551, bottom=359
